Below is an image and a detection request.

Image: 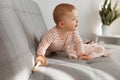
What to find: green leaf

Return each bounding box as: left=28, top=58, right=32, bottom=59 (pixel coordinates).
left=113, top=0, right=118, bottom=10
left=99, top=0, right=120, bottom=25
left=107, top=0, right=112, bottom=11
left=103, top=0, right=108, bottom=8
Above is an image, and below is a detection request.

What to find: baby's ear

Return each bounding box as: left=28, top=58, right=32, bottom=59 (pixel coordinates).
left=58, top=21, right=64, bottom=27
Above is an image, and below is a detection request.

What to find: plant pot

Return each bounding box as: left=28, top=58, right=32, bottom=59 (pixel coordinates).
left=101, top=25, right=110, bottom=35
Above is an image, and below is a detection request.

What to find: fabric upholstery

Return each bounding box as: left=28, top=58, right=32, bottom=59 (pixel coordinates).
left=0, top=0, right=47, bottom=80
left=0, top=0, right=120, bottom=80
left=31, top=54, right=120, bottom=80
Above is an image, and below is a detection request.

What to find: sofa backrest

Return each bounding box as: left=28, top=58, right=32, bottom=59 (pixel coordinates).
left=0, top=0, right=47, bottom=80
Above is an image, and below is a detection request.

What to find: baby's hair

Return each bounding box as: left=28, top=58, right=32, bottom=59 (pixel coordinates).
left=53, top=3, right=76, bottom=24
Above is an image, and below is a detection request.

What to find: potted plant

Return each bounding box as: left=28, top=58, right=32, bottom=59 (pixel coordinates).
left=99, top=0, right=120, bottom=35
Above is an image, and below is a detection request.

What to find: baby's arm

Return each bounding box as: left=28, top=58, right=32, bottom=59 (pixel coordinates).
left=36, top=31, right=55, bottom=66
left=73, top=31, right=85, bottom=55
left=73, top=31, right=91, bottom=60
left=73, top=31, right=84, bottom=52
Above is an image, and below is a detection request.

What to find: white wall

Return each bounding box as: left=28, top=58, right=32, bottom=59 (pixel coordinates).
left=34, top=0, right=120, bottom=41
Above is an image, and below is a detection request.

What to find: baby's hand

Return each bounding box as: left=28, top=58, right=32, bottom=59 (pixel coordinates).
left=32, top=55, right=46, bottom=71
left=35, top=55, right=47, bottom=66
left=78, top=52, right=91, bottom=60
left=78, top=52, right=87, bottom=56
left=78, top=55, right=92, bottom=60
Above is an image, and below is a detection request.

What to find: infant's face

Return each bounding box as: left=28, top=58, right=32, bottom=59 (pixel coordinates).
left=62, top=9, right=79, bottom=31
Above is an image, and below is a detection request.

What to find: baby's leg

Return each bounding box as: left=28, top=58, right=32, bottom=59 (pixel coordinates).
left=66, top=45, right=78, bottom=59
left=85, top=44, right=105, bottom=58
left=93, top=45, right=113, bottom=57
left=103, top=49, right=113, bottom=57
left=89, top=52, right=105, bottom=58
left=93, top=45, right=105, bottom=53
left=89, top=48, right=112, bottom=58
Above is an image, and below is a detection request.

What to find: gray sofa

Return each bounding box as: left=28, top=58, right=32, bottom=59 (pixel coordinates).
left=0, top=0, right=120, bottom=80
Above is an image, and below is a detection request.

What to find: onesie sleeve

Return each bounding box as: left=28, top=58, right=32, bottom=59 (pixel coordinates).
left=73, top=31, right=85, bottom=54
left=37, top=30, right=55, bottom=56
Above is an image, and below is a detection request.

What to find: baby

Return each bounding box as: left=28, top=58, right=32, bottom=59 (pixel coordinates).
left=35, top=3, right=89, bottom=66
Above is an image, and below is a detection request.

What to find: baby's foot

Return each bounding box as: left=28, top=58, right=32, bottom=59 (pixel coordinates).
left=68, top=54, right=78, bottom=59
left=104, top=49, right=113, bottom=57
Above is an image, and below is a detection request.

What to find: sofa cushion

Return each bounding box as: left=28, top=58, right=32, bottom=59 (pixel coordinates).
left=31, top=53, right=120, bottom=80
left=88, top=57, right=120, bottom=80
left=31, top=59, right=95, bottom=80
left=0, top=0, right=47, bottom=80
left=0, top=7, right=32, bottom=80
